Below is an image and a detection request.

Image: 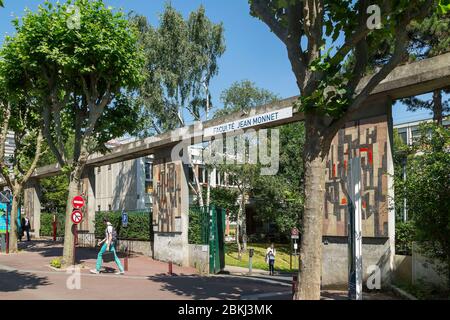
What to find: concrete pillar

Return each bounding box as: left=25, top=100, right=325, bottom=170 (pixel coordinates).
left=24, top=179, right=41, bottom=239
left=152, top=146, right=190, bottom=267
left=321, top=95, right=395, bottom=288
left=84, top=167, right=96, bottom=233
left=136, top=157, right=146, bottom=210
left=386, top=100, right=396, bottom=286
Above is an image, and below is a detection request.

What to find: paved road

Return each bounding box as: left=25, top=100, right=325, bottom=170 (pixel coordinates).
left=0, top=241, right=400, bottom=300
left=0, top=241, right=291, bottom=300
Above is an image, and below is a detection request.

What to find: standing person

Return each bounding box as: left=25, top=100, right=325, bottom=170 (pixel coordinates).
left=266, top=243, right=276, bottom=276
left=23, top=216, right=31, bottom=241
left=90, top=218, right=124, bottom=275
left=19, top=217, right=25, bottom=241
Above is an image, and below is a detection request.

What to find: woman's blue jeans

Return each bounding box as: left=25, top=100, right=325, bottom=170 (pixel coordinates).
left=96, top=242, right=124, bottom=272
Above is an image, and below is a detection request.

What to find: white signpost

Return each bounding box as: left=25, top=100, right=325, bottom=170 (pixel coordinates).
left=348, top=157, right=363, bottom=300
left=204, top=107, right=293, bottom=137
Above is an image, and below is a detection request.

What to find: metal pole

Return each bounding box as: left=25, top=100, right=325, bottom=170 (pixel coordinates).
left=348, top=157, right=363, bottom=300
left=5, top=208, right=9, bottom=254
left=53, top=214, right=57, bottom=241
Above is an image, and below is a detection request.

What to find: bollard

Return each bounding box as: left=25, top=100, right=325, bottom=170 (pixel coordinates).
left=124, top=256, right=129, bottom=271
left=248, top=248, right=254, bottom=275
left=292, top=275, right=298, bottom=297
left=52, top=217, right=57, bottom=241
left=124, top=247, right=129, bottom=271
left=168, top=261, right=173, bottom=275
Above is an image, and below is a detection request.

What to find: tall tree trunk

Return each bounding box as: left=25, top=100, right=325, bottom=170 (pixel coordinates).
left=236, top=209, right=242, bottom=260
left=432, top=90, right=443, bottom=125
left=206, top=169, right=211, bottom=207
left=295, top=113, right=327, bottom=300
left=241, top=192, right=247, bottom=252
left=9, top=189, right=21, bottom=253
left=62, top=162, right=85, bottom=266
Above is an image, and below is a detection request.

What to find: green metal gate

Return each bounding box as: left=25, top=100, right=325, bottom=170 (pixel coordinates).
left=189, top=205, right=225, bottom=274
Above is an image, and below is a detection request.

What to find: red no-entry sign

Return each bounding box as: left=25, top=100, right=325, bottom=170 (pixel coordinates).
left=71, top=210, right=83, bottom=225
left=72, top=196, right=85, bottom=209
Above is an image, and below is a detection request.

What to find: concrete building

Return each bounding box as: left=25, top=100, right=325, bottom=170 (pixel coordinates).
left=2, top=52, right=447, bottom=287
left=4, top=131, right=15, bottom=166
left=395, top=117, right=450, bottom=145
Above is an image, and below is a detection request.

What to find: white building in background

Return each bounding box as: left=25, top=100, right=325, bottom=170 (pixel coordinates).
left=94, top=136, right=154, bottom=212
left=394, top=117, right=450, bottom=145
left=93, top=140, right=238, bottom=213
left=4, top=131, right=15, bottom=167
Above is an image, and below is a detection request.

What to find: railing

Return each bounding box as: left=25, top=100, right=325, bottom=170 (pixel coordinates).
left=76, top=232, right=135, bottom=254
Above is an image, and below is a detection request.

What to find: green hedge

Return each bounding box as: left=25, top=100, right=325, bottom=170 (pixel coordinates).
left=40, top=213, right=66, bottom=237
left=95, top=211, right=153, bottom=241
left=188, top=207, right=204, bottom=245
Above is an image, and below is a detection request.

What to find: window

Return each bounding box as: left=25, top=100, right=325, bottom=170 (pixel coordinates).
left=216, top=170, right=220, bottom=186
left=398, top=131, right=407, bottom=145
left=188, top=166, right=194, bottom=184
left=97, top=167, right=101, bottom=174
left=145, top=181, right=153, bottom=194
left=198, top=167, right=205, bottom=184
left=411, top=129, right=421, bottom=143
left=145, top=162, right=152, bottom=181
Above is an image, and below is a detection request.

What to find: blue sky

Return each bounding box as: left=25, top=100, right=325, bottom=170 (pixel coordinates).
left=0, top=0, right=439, bottom=125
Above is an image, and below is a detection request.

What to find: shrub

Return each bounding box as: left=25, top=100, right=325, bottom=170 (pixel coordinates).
left=50, top=257, right=62, bottom=269
left=188, top=207, right=204, bottom=245
left=396, top=221, right=415, bottom=255
left=95, top=211, right=153, bottom=241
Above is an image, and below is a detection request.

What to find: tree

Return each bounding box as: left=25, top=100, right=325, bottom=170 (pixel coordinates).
left=216, top=163, right=260, bottom=258
left=213, top=80, right=280, bottom=118
left=1, top=0, right=144, bottom=265
left=0, top=1, right=4, bottom=8
left=396, top=124, right=450, bottom=290
left=131, top=4, right=225, bottom=135
left=248, top=0, right=438, bottom=299
left=252, top=123, right=305, bottom=238
left=0, top=68, right=45, bottom=252
left=401, top=12, right=450, bottom=125
left=210, top=81, right=280, bottom=256
left=131, top=5, right=225, bottom=209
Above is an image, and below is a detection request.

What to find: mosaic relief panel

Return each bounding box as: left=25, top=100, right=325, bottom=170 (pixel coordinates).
left=323, top=115, right=389, bottom=237
left=152, top=160, right=182, bottom=233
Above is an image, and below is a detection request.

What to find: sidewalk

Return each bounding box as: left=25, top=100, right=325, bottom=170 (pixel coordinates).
left=0, top=240, right=291, bottom=300
left=0, top=240, right=198, bottom=277
left=222, top=265, right=293, bottom=284
left=0, top=241, right=401, bottom=300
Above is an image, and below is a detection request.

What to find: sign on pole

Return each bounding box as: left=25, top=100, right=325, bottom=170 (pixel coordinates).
left=291, top=227, right=299, bottom=239
left=71, top=210, right=83, bottom=225
left=348, top=157, right=363, bottom=300
left=122, top=210, right=128, bottom=228
left=72, top=196, right=85, bottom=209
left=0, top=190, right=11, bottom=203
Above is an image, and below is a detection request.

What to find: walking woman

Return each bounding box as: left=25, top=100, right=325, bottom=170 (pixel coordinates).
left=265, top=243, right=276, bottom=276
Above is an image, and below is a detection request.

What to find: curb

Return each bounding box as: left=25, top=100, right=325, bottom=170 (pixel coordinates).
left=391, top=285, right=418, bottom=300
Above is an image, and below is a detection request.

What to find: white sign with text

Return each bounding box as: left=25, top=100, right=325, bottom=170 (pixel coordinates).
left=204, top=107, right=293, bottom=137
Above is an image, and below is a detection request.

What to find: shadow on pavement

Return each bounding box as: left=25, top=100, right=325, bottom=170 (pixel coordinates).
left=0, top=269, right=51, bottom=292
left=147, top=273, right=289, bottom=300
left=18, top=240, right=128, bottom=264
